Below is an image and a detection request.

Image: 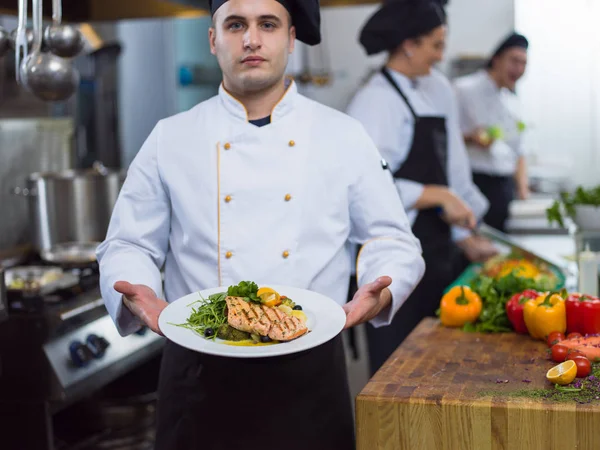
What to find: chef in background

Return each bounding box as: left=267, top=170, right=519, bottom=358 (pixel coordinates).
left=346, top=0, right=497, bottom=374
left=96, top=0, right=425, bottom=448
left=453, top=32, right=530, bottom=232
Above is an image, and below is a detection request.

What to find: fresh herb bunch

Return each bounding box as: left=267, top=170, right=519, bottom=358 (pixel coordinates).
left=462, top=271, right=553, bottom=333
left=172, top=292, right=228, bottom=339
left=547, top=185, right=600, bottom=228
left=227, top=281, right=260, bottom=303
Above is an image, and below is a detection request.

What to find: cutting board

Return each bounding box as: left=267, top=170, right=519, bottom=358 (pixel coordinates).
left=356, top=318, right=600, bottom=450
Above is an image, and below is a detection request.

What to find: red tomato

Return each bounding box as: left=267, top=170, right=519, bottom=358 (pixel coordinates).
left=567, top=349, right=586, bottom=359
left=551, top=344, right=569, bottom=363
left=547, top=331, right=565, bottom=347
left=567, top=355, right=592, bottom=378
left=567, top=332, right=583, bottom=340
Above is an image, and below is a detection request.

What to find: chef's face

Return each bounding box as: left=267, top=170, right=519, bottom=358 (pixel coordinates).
left=493, top=48, right=528, bottom=91
left=405, top=25, right=447, bottom=76
left=209, top=0, right=296, bottom=94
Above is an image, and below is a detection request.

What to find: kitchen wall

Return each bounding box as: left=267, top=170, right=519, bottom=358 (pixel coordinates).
left=292, top=0, right=516, bottom=112
left=107, top=1, right=516, bottom=165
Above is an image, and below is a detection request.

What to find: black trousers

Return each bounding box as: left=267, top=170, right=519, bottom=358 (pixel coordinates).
left=155, top=335, right=355, bottom=450
left=472, top=172, right=515, bottom=232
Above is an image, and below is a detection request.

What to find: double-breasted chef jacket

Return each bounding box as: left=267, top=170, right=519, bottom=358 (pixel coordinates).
left=97, top=79, right=425, bottom=336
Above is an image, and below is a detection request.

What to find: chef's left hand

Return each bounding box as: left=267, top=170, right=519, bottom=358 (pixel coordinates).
left=343, top=276, right=392, bottom=329
left=458, top=235, right=499, bottom=263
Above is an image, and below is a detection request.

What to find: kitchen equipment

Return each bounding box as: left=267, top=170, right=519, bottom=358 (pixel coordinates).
left=40, top=241, right=100, bottom=266
left=477, top=222, right=569, bottom=272
left=573, top=205, right=600, bottom=231
left=44, top=0, right=84, bottom=58
left=0, top=118, right=74, bottom=254
left=4, top=264, right=79, bottom=295
left=13, top=162, right=125, bottom=252
left=0, top=25, right=10, bottom=57
left=0, top=260, right=165, bottom=450
left=8, top=27, right=34, bottom=52
left=73, top=43, right=123, bottom=168
left=21, top=0, right=80, bottom=102
left=14, top=0, right=29, bottom=84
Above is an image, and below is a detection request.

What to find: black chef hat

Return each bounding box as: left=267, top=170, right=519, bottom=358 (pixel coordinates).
left=487, top=32, right=528, bottom=68
left=209, top=0, right=321, bottom=46
left=359, top=0, right=448, bottom=56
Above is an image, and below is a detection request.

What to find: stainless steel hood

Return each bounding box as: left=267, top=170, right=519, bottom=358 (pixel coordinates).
left=0, top=0, right=380, bottom=22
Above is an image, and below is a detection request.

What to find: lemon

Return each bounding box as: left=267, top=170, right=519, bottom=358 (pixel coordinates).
left=278, top=305, right=293, bottom=315
left=257, top=287, right=281, bottom=307
left=291, top=310, right=307, bottom=323
left=546, top=360, right=577, bottom=385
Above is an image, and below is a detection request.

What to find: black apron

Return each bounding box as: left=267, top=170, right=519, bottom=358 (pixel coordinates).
left=366, top=68, right=468, bottom=374
left=155, top=335, right=354, bottom=450
left=472, top=172, right=515, bottom=232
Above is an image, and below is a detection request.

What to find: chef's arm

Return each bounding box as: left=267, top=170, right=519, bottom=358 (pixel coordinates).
left=349, top=129, right=425, bottom=328
left=96, top=124, right=170, bottom=336
left=514, top=156, right=529, bottom=199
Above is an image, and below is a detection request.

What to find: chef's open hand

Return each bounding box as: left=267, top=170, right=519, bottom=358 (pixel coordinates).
left=457, top=235, right=499, bottom=263
left=343, top=276, right=392, bottom=330
left=114, top=281, right=168, bottom=336
left=440, top=190, right=476, bottom=229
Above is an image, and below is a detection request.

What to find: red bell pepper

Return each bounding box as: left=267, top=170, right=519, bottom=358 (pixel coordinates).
left=566, top=293, right=600, bottom=335
left=506, top=289, right=540, bottom=334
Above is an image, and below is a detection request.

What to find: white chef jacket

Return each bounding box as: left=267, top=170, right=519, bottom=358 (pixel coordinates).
left=346, top=68, right=489, bottom=242
left=453, top=69, right=525, bottom=176
left=96, top=80, right=425, bottom=336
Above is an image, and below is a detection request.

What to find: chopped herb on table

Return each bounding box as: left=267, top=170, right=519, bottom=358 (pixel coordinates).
left=480, top=364, right=600, bottom=404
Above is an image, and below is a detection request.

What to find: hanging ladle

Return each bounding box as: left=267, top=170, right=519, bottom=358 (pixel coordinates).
left=44, top=0, right=84, bottom=58
left=20, top=0, right=80, bottom=101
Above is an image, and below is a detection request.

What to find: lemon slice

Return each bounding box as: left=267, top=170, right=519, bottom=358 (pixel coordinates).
left=257, top=287, right=281, bottom=307
left=291, top=310, right=307, bottom=323
left=546, top=360, right=577, bottom=385
left=277, top=305, right=293, bottom=316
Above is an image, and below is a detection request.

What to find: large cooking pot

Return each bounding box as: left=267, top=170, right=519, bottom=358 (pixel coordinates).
left=14, top=162, right=125, bottom=252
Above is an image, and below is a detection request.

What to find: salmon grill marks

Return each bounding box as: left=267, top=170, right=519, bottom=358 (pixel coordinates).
left=226, top=297, right=308, bottom=342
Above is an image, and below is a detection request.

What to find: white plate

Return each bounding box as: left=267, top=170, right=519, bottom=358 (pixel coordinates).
left=158, top=285, right=347, bottom=358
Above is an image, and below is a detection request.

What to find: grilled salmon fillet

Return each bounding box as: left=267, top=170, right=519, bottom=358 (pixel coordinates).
left=225, top=296, right=308, bottom=342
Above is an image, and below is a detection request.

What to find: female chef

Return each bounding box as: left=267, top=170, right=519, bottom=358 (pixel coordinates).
left=346, top=0, right=497, bottom=374
left=453, top=32, right=530, bottom=232
left=96, top=0, right=425, bottom=448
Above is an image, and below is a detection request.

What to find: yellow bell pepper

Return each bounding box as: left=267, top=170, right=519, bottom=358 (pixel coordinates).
left=440, top=286, right=482, bottom=327
left=523, top=292, right=566, bottom=340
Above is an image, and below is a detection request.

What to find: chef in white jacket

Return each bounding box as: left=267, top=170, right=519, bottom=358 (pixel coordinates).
left=96, top=0, right=424, bottom=448
left=346, top=0, right=496, bottom=374
left=454, top=32, right=530, bottom=232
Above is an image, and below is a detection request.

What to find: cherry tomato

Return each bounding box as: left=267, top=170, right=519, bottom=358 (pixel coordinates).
left=551, top=344, right=569, bottom=363
left=566, top=349, right=586, bottom=359
left=547, top=331, right=565, bottom=347
left=567, top=332, right=583, bottom=340
left=567, top=355, right=592, bottom=378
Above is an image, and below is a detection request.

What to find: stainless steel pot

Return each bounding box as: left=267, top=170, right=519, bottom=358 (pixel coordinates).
left=14, top=162, right=125, bottom=251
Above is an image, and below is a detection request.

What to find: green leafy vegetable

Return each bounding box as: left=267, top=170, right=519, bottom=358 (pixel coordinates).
left=227, top=281, right=260, bottom=303
left=547, top=185, right=600, bottom=227
left=462, top=271, right=553, bottom=333
left=170, top=292, right=228, bottom=339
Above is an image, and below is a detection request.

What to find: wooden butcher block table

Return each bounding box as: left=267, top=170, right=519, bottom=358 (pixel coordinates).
left=356, top=318, right=600, bottom=450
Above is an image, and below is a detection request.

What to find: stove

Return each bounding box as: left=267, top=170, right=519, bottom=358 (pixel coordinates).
left=0, top=261, right=165, bottom=450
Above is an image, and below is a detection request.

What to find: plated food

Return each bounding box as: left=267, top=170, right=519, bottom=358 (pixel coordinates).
left=159, top=283, right=347, bottom=358
left=172, top=281, right=309, bottom=346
